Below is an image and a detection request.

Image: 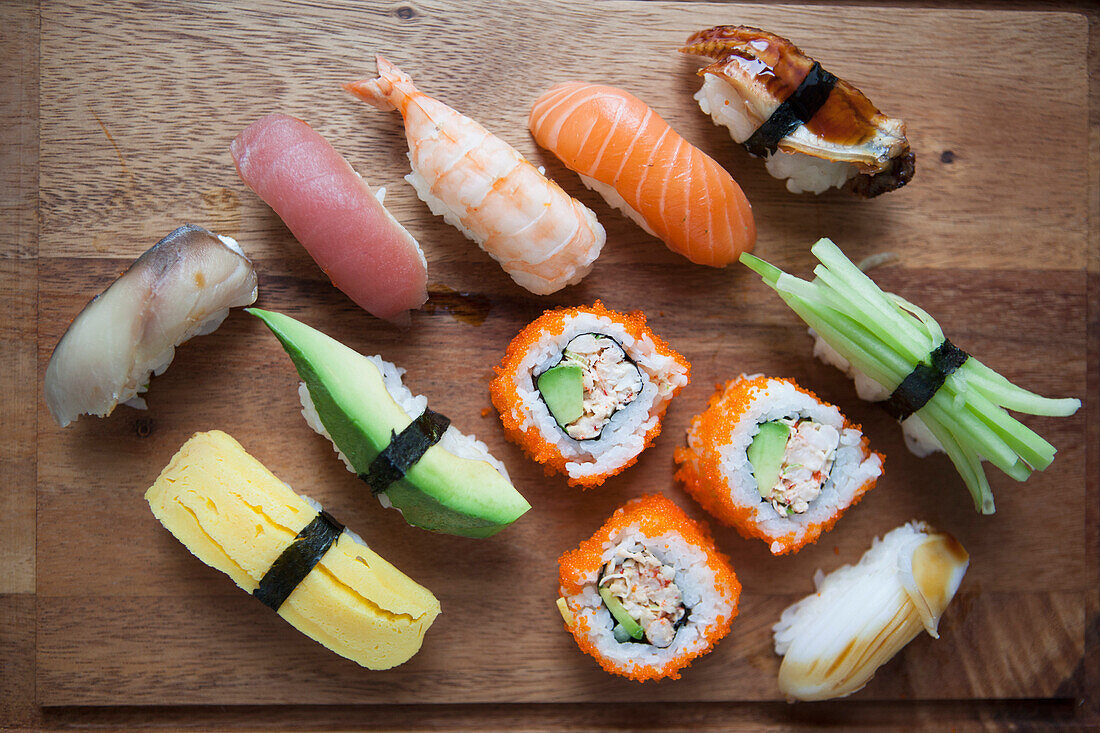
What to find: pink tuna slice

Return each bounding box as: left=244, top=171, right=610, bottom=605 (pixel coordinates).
left=231, top=113, right=427, bottom=326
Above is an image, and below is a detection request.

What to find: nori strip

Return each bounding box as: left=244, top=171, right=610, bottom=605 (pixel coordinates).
left=253, top=509, right=344, bottom=611
left=672, top=604, right=692, bottom=633
left=742, top=61, right=838, bottom=158
left=358, top=408, right=450, bottom=494
left=880, top=339, right=969, bottom=421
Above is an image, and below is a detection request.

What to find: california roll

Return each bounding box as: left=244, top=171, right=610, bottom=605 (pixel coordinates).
left=491, top=302, right=690, bottom=487
left=675, top=375, right=883, bottom=554
left=556, top=494, right=740, bottom=681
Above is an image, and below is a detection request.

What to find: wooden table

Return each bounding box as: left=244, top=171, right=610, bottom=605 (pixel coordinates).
left=3, top=0, right=1098, bottom=729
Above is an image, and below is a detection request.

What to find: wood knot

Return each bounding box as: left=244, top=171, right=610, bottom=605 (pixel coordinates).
left=940, top=150, right=956, bottom=164
left=134, top=417, right=155, bottom=438
left=395, top=5, right=416, bottom=19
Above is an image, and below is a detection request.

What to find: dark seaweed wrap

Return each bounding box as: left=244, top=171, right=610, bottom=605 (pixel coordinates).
left=880, top=339, right=969, bottom=421
left=254, top=509, right=345, bottom=611
left=743, top=61, right=837, bottom=158
left=358, top=408, right=451, bottom=494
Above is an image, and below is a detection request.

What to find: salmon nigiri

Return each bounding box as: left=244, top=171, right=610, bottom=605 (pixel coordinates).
left=529, top=83, right=755, bottom=267
left=344, top=56, right=605, bottom=295
left=231, top=113, right=427, bottom=326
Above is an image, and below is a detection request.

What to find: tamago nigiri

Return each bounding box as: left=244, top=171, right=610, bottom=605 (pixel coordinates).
left=529, top=83, right=756, bottom=267
left=345, top=56, right=605, bottom=295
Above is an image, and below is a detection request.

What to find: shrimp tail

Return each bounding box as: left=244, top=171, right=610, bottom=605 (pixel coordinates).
left=343, top=54, right=411, bottom=111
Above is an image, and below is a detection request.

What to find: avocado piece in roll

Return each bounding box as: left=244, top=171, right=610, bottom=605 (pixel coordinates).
left=249, top=308, right=530, bottom=538
left=145, top=430, right=440, bottom=670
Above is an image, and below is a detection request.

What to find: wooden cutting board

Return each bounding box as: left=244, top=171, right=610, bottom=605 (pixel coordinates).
left=33, top=0, right=1090, bottom=706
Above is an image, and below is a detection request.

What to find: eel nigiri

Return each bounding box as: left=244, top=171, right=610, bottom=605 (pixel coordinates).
left=232, top=113, right=427, bottom=326
left=681, top=26, right=914, bottom=197
left=44, top=225, right=257, bottom=428
left=529, top=83, right=755, bottom=268
left=344, top=56, right=605, bottom=295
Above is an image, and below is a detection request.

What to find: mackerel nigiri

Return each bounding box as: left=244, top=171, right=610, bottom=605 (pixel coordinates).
left=529, top=83, right=755, bottom=267
left=231, top=113, right=427, bottom=325
left=45, top=225, right=257, bottom=427
left=344, top=57, right=605, bottom=295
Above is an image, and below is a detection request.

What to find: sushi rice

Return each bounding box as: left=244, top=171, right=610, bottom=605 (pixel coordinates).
left=576, top=173, right=659, bottom=238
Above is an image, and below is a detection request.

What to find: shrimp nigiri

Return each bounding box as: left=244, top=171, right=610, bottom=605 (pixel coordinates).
left=529, top=83, right=755, bottom=268
left=344, top=56, right=605, bottom=295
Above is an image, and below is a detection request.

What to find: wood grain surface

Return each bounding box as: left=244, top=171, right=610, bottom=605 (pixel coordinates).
left=4, top=0, right=1099, bottom=728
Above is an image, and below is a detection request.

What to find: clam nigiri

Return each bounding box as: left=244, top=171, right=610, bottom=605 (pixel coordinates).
left=529, top=83, right=755, bottom=268
left=231, top=113, right=427, bottom=325
left=681, top=26, right=914, bottom=197
left=344, top=56, right=605, bottom=295
left=44, top=225, right=258, bottom=427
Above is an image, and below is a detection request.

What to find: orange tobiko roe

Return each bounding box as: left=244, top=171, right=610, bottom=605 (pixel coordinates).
left=557, top=494, right=741, bottom=682
left=489, top=301, right=689, bottom=488
left=674, top=375, right=884, bottom=555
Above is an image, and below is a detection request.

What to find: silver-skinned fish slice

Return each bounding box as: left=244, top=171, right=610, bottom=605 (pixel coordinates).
left=44, top=224, right=258, bottom=427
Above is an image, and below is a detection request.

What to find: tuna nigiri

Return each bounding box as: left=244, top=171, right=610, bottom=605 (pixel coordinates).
left=44, top=225, right=258, bottom=427
left=529, top=83, right=755, bottom=267
left=231, top=113, right=427, bottom=326
left=344, top=56, right=605, bottom=295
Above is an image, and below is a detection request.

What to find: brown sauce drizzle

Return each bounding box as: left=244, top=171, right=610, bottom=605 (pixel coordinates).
left=683, top=26, right=891, bottom=149
left=423, top=284, right=492, bottom=326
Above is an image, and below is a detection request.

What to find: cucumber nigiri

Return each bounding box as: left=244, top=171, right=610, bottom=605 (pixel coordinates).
left=741, top=238, right=1080, bottom=514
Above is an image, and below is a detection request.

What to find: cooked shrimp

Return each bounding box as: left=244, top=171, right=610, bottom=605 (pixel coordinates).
left=344, top=56, right=605, bottom=295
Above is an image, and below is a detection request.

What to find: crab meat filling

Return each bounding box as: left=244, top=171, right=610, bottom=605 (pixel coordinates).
left=558, top=334, right=643, bottom=440
left=599, top=544, right=685, bottom=648
left=769, top=418, right=841, bottom=516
